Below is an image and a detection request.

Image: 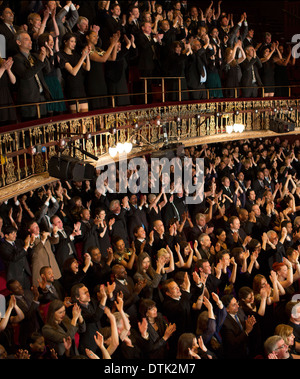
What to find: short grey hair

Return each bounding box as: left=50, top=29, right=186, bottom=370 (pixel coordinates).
left=264, top=335, right=282, bottom=354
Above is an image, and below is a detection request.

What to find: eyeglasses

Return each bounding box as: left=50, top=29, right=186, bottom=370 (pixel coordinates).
left=275, top=343, right=287, bottom=351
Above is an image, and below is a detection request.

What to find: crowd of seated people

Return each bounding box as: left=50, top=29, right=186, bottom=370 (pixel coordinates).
left=0, top=0, right=297, bottom=125
left=0, top=135, right=299, bottom=360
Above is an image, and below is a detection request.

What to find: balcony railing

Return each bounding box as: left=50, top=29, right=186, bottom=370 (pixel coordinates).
left=0, top=82, right=299, bottom=201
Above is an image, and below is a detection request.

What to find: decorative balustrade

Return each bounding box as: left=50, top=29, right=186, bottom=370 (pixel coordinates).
left=0, top=84, right=299, bottom=201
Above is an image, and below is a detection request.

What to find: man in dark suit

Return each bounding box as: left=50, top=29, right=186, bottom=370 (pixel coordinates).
left=133, top=225, right=153, bottom=256
left=34, top=189, right=60, bottom=233
left=187, top=212, right=214, bottom=243
left=50, top=215, right=79, bottom=270
left=112, top=264, right=145, bottom=327
left=12, top=31, right=52, bottom=121
left=79, top=208, right=101, bottom=254
left=220, top=176, right=235, bottom=211
left=243, top=28, right=256, bottom=49
left=0, top=226, right=31, bottom=290
left=37, top=266, right=65, bottom=304
left=6, top=279, right=44, bottom=347
left=162, top=276, right=192, bottom=357
left=186, top=37, right=213, bottom=100
left=220, top=294, right=257, bottom=359
left=107, top=197, right=133, bottom=248
left=127, top=194, right=148, bottom=243
left=71, top=282, right=106, bottom=356
left=126, top=5, right=141, bottom=37
left=225, top=216, right=249, bottom=251
left=252, top=170, right=267, bottom=199
left=240, top=45, right=263, bottom=98
left=135, top=21, right=163, bottom=102
left=0, top=6, right=20, bottom=57
left=100, top=3, right=124, bottom=50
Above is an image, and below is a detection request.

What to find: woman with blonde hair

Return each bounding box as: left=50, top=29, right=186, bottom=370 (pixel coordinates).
left=274, top=324, right=300, bottom=359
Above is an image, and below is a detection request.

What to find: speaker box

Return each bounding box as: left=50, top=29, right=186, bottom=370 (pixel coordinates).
left=270, top=118, right=295, bottom=134
left=48, top=156, right=95, bottom=181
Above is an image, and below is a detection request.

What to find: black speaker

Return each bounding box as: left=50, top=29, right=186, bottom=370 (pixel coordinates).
left=48, top=156, right=95, bottom=181
left=270, top=118, right=295, bottom=134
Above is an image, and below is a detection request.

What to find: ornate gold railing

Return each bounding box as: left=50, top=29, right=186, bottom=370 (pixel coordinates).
left=0, top=87, right=299, bottom=201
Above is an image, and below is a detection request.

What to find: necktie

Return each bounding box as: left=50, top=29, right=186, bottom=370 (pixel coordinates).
left=235, top=314, right=243, bottom=330
left=28, top=54, right=44, bottom=93
left=10, top=25, right=16, bottom=34
left=252, top=66, right=256, bottom=84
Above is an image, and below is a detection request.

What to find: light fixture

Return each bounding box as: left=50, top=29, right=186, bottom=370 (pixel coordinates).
left=58, top=139, right=66, bottom=149
left=226, top=125, right=233, bottom=134
left=226, top=124, right=245, bottom=134
left=109, top=141, right=133, bottom=157
left=116, top=142, right=125, bottom=154
left=28, top=146, right=37, bottom=155
left=124, top=142, right=133, bottom=154
left=233, top=124, right=245, bottom=133
left=109, top=147, right=118, bottom=158
left=162, top=124, right=169, bottom=144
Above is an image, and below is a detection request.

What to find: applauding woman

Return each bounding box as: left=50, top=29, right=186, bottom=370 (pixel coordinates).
left=59, top=32, right=91, bottom=114
left=42, top=299, right=86, bottom=358
left=0, top=56, right=17, bottom=126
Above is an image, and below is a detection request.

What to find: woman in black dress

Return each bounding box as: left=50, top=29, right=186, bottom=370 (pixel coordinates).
left=58, top=32, right=91, bottom=114
left=0, top=56, right=17, bottom=126
left=260, top=43, right=279, bottom=97
left=222, top=40, right=245, bottom=98
left=85, top=30, right=119, bottom=110
left=275, top=44, right=295, bottom=97
left=37, top=33, right=66, bottom=115
left=165, top=41, right=190, bottom=102
left=59, top=254, right=92, bottom=296
left=105, top=34, right=138, bottom=107
left=138, top=298, right=176, bottom=359
left=94, top=207, right=112, bottom=258
left=147, top=191, right=168, bottom=229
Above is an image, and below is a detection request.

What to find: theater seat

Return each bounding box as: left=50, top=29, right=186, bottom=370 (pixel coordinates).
left=0, top=272, right=9, bottom=297
left=39, top=302, right=51, bottom=323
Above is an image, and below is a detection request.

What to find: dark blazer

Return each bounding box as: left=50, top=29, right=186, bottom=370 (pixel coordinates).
left=226, top=228, right=247, bottom=250
left=162, top=291, right=192, bottom=356
left=54, top=228, right=77, bottom=269
left=0, top=21, right=19, bottom=57
left=127, top=204, right=149, bottom=242
left=77, top=298, right=105, bottom=355
left=101, top=15, right=125, bottom=49
left=113, top=276, right=140, bottom=326
left=252, top=179, right=266, bottom=199
left=240, top=57, right=263, bottom=88
left=80, top=220, right=101, bottom=253
left=12, top=51, right=52, bottom=118
left=38, top=280, right=65, bottom=304
left=0, top=239, right=31, bottom=289
left=108, top=207, right=133, bottom=247
left=135, top=31, right=161, bottom=73
left=15, top=289, right=44, bottom=346
left=220, top=308, right=251, bottom=359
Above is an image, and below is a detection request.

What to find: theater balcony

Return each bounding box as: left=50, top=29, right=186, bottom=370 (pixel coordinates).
left=0, top=79, right=299, bottom=202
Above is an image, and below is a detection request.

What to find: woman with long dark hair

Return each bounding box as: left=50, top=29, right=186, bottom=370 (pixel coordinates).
left=58, top=32, right=91, bottom=114
left=138, top=298, right=176, bottom=359
left=42, top=299, right=86, bottom=358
